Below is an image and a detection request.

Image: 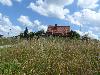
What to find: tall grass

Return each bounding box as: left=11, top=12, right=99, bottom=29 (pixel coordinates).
left=0, top=38, right=19, bottom=46
left=0, top=37, right=100, bottom=75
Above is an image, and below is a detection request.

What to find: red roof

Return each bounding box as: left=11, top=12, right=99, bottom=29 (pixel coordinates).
left=46, top=25, right=70, bottom=36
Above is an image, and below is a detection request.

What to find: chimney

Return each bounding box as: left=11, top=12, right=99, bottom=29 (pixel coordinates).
left=55, top=24, right=57, bottom=27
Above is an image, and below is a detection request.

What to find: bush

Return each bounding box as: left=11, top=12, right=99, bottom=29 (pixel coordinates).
left=68, top=30, right=80, bottom=39
left=35, top=30, right=45, bottom=36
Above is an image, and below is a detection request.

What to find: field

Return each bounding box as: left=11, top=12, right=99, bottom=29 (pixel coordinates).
left=0, top=37, right=100, bottom=75
left=0, top=38, right=19, bottom=46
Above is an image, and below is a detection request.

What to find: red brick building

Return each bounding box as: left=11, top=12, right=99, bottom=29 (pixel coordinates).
left=46, top=24, right=70, bottom=36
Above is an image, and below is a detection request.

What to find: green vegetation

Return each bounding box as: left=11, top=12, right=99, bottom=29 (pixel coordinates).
left=0, top=38, right=19, bottom=46
left=0, top=37, right=100, bottom=75
left=68, top=30, right=80, bottom=39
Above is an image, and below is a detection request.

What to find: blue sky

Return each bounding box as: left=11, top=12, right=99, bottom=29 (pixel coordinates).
left=0, top=0, right=100, bottom=39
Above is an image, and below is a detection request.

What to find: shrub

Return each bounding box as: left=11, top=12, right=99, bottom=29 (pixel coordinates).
left=68, top=30, right=80, bottom=39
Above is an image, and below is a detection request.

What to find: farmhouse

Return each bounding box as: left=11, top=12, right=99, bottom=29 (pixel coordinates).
left=46, top=24, right=70, bottom=36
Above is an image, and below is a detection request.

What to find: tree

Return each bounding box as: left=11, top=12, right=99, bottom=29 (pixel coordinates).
left=35, top=29, right=45, bottom=36
left=0, top=34, right=3, bottom=38
left=82, top=34, right=90, bottom=41
left=29, top=32, right=34, bottom=40
left=19, top=33, right=24, bottom=39
left=68, top=30, right=80, bottom=39
left=24, top=27, right=29, bottom=40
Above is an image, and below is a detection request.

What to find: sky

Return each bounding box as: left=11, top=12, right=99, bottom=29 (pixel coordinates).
left=0, top=0, right=100, bottom=39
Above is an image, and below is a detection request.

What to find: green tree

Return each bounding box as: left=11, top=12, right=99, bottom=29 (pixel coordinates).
left=82, top=34, right=90, bottom=41
left=19, top=33, right=24, bottom=39
left=24, top=27, right=29, bottom=40
left=0, top=34, right=3, bottom=38
left=35, top=29, right=45, bottom=36
left=29, top=32, right=34, bottom=39
left=68, top=30, right=80, bottom=39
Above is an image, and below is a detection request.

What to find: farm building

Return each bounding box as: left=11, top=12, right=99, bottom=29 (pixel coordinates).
left=46, top=24, right=70, bottom=36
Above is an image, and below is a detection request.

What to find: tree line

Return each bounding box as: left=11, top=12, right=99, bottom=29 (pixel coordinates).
left=19, top=27, right=82, bottom=40
left=19, top=27, right=45, bottom=40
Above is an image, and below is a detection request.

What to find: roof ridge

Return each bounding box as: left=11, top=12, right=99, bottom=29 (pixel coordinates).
left=48, top=25, right=70, bottom=27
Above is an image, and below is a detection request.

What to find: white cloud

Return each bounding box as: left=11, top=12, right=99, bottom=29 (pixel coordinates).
left=77, top=0, right=99, bottom=9
left=0, top=0, right=22, bottom=6
left=33, top=20, right=47, bottom=32
left=76, top=30, right=99, bottom=40
left=87, top=31, right=99, bottom=39
left=15, top=0, right=22, bottom=2
left=0, top=0, right=12, bottom=6
left=67, top=14, right=82, bottom=26
left=67, top=9, right=100, bottom=39
left=68, top=9, right=100, bottom=27
left=34, top=20, right=41, bottom=26
left=38, top=25, right=48, bottom=32
left=45, top=0, right=74, bottom=6
left=89, top=27, right=100, bottom=33
left=27, top=0, right=74, bottom=19
left=18, top=15, right=47, bottom=32
left=0, top=13, right=22, bottom=37
left=17, top=15, right=33, bottom=27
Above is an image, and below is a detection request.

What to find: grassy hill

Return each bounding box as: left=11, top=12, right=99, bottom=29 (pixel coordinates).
left=0, top=37, right=100, bottom=75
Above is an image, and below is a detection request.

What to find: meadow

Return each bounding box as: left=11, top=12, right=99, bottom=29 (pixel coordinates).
left=0, top=37, right=100, bottom=75
left=0, top=38, right=19, bottom=46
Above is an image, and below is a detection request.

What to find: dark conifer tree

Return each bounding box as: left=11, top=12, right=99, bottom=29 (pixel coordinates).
left=24, top=27, right=29, bottom=40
